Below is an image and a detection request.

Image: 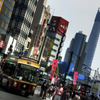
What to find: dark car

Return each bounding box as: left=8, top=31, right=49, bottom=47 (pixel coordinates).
left=38, top=78, right=46, bottom=85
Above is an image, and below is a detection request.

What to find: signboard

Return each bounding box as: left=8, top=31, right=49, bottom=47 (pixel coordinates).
left=73, top=71, right=78, bottom=85
left=0, top=0, right=4, bottom=13
left=50, top=59, right=58, bottom=79
left=91, top=84, right=99, bottom=93
left=47, top=40, right=54, bottom=58
left=0, top=40, right=6, bottom=49
left=48, top=16, right=69, bottom=36
left=57, top=17, right=69, bottom=35
left=54, top=76, right=57, bottom=83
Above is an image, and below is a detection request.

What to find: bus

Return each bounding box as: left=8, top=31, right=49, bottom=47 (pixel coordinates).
left=0, top=56, right=40, bottom=96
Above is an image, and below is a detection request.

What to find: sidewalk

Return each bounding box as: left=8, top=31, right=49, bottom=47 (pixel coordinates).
left=34, top=86, right=72, bottom=100
left=34, top=85, right=51, bottom=100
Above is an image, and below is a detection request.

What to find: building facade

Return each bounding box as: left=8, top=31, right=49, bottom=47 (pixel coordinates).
left=64, top=32, right=87, bottom=74
left=28, top=0, right=50, bottom=62
left=6, top=0, right=39, bottom=55
left=46, top=16, right=69, bottom=66
left=0, top=0, right=15, bottom=54
left=83, top=9, right=100, bottom=70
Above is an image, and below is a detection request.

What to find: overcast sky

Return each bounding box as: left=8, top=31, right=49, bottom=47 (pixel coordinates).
left=46, top=0, right=100, bottom=76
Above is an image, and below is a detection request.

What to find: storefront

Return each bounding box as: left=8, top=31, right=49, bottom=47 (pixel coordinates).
left=0, top=40, right=6, bottom=62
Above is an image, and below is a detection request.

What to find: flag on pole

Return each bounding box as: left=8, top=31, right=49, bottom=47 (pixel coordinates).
left=50, top=59, right=58, bottom=79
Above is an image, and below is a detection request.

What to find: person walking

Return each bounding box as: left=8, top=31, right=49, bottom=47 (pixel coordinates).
left=40, top=80, right=48, bottom=99
left=72, top=92, right=81, bottom=100
left=98, top=94, right=100, bottom=100
left=52, top=83, right=63, bottom=100
left=61, top=87, right=70, bottom=100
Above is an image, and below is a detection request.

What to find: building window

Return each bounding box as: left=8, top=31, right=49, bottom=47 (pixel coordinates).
left=27, top=42, right=30, bottom=48
left=51, top=55, right=55, bottom=58
left=52, top=49, right=57, bottom=52
left=53, top=43, right=58, bottom=47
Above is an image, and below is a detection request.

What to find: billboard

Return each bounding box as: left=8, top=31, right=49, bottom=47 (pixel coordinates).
left=58, top=62, right=68, bottom=74
left=50, top=59, right=58, bottom=79
left=58, top=62, right=74, bottom=76
left=48, top=16, right=69, bottom=36
left=91, top=84, right=99, bottom=94
left=0, top=40, right=6, bottom=49
left=0, top=0, right=4, bottom=13
left=73, top=71, right=78, bottom=85
left=46, top=40, right=54, bottom=58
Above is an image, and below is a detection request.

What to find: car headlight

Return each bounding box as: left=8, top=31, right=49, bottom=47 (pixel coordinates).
left=13, top=81, right=17, bottom=87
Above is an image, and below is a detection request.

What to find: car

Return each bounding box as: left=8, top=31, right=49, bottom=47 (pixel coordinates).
left=38, top=78, right=45, bottom=86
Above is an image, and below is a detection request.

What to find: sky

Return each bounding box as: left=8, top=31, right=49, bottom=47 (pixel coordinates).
left=46, top=0, right=100, bottom=76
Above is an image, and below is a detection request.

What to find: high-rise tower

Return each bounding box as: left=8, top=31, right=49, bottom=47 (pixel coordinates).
left=83, top=9, right=100, bottom=69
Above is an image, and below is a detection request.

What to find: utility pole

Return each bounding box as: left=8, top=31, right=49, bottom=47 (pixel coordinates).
left=63, top=51, right=73, bottom=86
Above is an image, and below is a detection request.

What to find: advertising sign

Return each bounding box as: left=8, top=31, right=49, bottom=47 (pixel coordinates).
left=32, top=49, right=38, bottom=60
left=57, top=17, right=69, bottom=35
left=47, top=40, right=54, bottom=58
left=73, top=71, right=78, bottom=85
left=50, top=59, right=58, bottom=79
left=0, top=0, right=4, bottom=13
left=48, top=16, right=69, bottom=36
left=91, top=84, right=99, bottom=93
left=54, top=76, right=57, bottom=83
left=0, top=40, right=6, bottom=49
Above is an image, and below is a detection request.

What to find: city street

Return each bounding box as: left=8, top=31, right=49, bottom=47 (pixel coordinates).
left=0, top=86, right=47, bottom=100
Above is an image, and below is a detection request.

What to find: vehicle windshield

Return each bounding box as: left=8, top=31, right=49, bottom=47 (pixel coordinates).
left=14, top=63, right=39, bottom=84
left=2, top=60, right=17, bottom=76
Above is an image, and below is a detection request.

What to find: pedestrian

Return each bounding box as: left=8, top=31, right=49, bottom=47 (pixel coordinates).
left=91, top=93, right=95, bottom=100
left=46, top=80, right=52, bottom=97
left=48, top=84, right=55, bottom=97
left=52, top=83, right=63, bottom=100
left=40, top=80, right=48, bottom=99
left=61, top=87, right=70, bottom=100
left=98, top=94, right=100, bottom=100
left=72, top=92, right=81, bottom=100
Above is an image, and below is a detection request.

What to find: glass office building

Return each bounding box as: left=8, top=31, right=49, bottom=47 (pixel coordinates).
left=83, top=9, right=100, bottom=69
left=64, top=32, right=87, bottom=72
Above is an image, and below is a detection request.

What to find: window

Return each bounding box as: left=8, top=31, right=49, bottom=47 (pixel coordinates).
left=27, top=42, right=30, bottom=48
left=51, top=55, right=55, bottom=58
left=0, top=19, right=8, bottom=30
left=53, top=43, right=58, bottom=47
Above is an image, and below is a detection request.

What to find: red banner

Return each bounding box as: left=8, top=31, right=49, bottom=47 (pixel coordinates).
left=0, top=40, right=6, bottom=49
left=73, top=71, right=78, bottom=85
left=50, top=59, right=58, bottom=79
left=54, top=76, right=57, bottom=83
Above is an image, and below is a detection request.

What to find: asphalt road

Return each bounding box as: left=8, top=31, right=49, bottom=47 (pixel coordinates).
left=0, top=86, right=42, bottom=100
left=0, top=86, right=50, bottom=100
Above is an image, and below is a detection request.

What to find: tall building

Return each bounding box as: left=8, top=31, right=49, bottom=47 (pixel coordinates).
left=0, top=0, right=15, bottom=54
left=6, top=0, right=39, bottom=55
left=28, top=0, right=50, bottom=62
left=83, top=9, right=100, bottom=69
left=64, top=32, right=87, bottom=73
left=47, top=16, right=69, bottom=66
